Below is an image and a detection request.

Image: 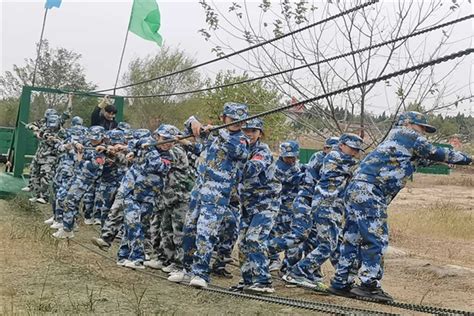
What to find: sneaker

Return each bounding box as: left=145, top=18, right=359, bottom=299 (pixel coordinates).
left=124, top=260, right=145, bottom=270
left=161, top=263, right=177, bottom=273
left=144, top=260, right=164, bottom=269
left=211, top=266, right=233, bottom=279
left=244, top=283, right=275, bottom=294
left=50, top=221, right=63, bottom=229
left=73, top=223, right=79, bottom=232
left=189, top=276, right=208, bottom=289
left=91, top=237, right=110, bottom=251
left=93, top=218, right=101, bottom=225
left=117, top=259, right=130, bottom=267
left=168, top=271, right=192, bottom=283
left=36, top=197, right=47, bottom=204
left=29, top=197, right=37, bottom=203
left=269, top=260, right=282, bottom=272
left=328, top=285, right=356, bottom=298
left=145, top=254, right=150, bottom=261
left=229, top=282, right=246, bottom=292
left=52, top=228, right=74, bottom=239
left=44, top=217, right=54, bottom=225
left=350, top=284, right=393, bottom=302
left=282, top=273, right=328, bottom=293
left=21, top=186, right=31, bottom=192
left=84, top=218, right=94, bottom=225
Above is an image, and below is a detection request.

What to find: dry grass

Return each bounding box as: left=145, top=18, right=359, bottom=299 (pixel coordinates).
left=390, top=200, right=473, bottom=241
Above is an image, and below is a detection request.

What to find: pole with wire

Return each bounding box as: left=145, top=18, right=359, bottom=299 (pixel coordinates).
left=113, top=6, right=133, bottom=96
left=32, top=7, right=49, bottom=87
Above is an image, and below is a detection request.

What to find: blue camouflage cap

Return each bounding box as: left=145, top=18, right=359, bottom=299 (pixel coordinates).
left=154, top=124, right=181, bottom=140
left=280, top=140, right=300, bottom=157
left=133, top=128, right=151, bottom=139
left=44, top=108, right=58, bottom=118
left=107, top=129, right=125, bottom=144
left=339, top=133, right=364, bottom=150
left=243, top=118, right=264, bottom=131
left=46, top=114, right=60, bottom=129
left=324, top=136, right=339, bottom=148
left=397, top=111, right=437, bottom=133
left=139, top=136, right=157, bottom=147
left=88, top=125, right=105, bottom=141
left=222, top=102, right=249, bottom=121
left=117, top=121, right=131, bottom=131
left=71, top=116, right=83, bottom=127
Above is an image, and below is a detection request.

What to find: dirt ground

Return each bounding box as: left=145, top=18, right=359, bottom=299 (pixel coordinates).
left=0, top=170, right=473, bottom=315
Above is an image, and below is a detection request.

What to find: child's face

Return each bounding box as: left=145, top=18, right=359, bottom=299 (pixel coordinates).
left=156, top=135, right=174, bottom=151
left=407, top=123, right=426, bottom=134
left=323, top=146, right=332, bottom=154
left=222, top=116, right=244, bottom=132
left=339, top=144, right=360, bottom=158
left=282, top=156, right=296, bottom=165
left=243, top=128, right=261, bottom=144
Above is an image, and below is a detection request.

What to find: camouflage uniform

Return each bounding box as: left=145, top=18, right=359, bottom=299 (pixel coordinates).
left=268, top=141, right=302, bottom=263
left=62, top=126, right=106, bottom=232
left=238, top=118, right=281, bottom=288
left=181, top=103, right=249, bottom=283
left=289, top=134, right=362, bottom=282
left=331, top=112, right=472, bottom=297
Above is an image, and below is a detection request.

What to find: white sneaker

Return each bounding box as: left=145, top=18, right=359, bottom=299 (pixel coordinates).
left=117, top=259, right=130, bottom=267
left=73, top=223, right=79, bottom=232
left=144, top=260, right=164, bottom=269
left=145, top=254, right=150, bottom=261
left=84, top=218, right=94, bottom=225
left=44, top=217, right=54, bottom=225
left=36, top=197, right=47, bottom=204
left=21, top=186, right=31, bottom=192
left=162, top=263, right=177, bottom=273
left=50, top=221, right=63, bottom=229
left=124, top=260, right=145, bottom=270
left=29, top=197, right=37, bottom=203
left=168, top=271, right=191, bottom=283
left=190, top=276, right=208, bottom=289
left=93, top=218, right=101, bottom=225
left=52, top=228, right=74, bottom=239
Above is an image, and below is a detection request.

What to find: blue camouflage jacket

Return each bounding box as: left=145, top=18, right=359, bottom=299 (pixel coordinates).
left=275, top=157, right=302, bottom=210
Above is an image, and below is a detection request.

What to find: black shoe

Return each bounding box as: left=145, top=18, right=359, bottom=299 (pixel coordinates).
left=211, top=267, right=233, bottom=279
left=327, top=286, right=356, bottom=298
left=350, top=284, right=393, bottom=302
left=229, top=282, right=245, bottom=292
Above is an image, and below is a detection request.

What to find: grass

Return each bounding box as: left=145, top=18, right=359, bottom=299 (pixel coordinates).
left=390, top=200, right=473, bottom=241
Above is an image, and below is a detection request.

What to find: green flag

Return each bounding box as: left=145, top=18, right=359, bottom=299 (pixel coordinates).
left=128, top=0, right=163, bottom=46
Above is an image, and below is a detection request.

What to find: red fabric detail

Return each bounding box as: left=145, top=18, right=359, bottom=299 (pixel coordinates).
left=96, top=157, right=105, bottom=165
left=161, top=158, right=171, bottom=165
left=251, top=154, right=264, bottom=161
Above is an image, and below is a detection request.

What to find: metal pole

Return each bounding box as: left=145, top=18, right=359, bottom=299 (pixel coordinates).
left=32, top=8, right=49, bottom=87
left=113, top=5, right=133, bottom=96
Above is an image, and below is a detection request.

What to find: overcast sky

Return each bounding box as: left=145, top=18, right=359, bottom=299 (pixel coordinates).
left=1, top=0, right=473, bottom=116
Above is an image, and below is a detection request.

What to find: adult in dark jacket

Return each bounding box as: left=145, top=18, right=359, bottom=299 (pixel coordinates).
left=91, top=96, right=118, bottom=130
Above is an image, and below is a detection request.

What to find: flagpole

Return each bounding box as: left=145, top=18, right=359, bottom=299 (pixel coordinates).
left=113, top=6, right=133, bottom=96
left=32, top=7, right=49, bottom=87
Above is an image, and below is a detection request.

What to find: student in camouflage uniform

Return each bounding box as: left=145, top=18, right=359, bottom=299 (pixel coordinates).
left=168, top=103, right=249, bottom=289
left=268, top=137, right=339, bottom=273
left=117, top=125, right=177, bottom=270
left=283, top=133, right=363, bottom=292
left=329, top=111, right=472, bottom=302
left=268, top=141, right=302, bottom=271
left=234, top=118, right=281, bottom=294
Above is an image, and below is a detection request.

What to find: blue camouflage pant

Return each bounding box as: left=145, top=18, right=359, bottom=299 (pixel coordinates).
left=83, top=179, right=99, bottom=220
left=239, top=198, right=278, bottom=285
left=62, top=176, right=96, bottom=231
left=94, top=180, right=120, bottom=227
left=290, top=200, right=344, bottom=281
left=117, top=197, right=153, bottom=262
left=331, top=181, right=388, bottom=289
left=213, top=203, right=240, bottom=269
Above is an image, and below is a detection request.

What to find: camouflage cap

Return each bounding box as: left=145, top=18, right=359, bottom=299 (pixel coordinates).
left=71, top=116, right=83, bottom=127
left=44, top=108, right=58, bottom=118
left=133, top=128, right=151, bottom=139
left=154, top=124, right=181, bottom=140
left=324, top=136, right=339, bottom=148
left=88, top=125, right=105, bottom=141
left=279, top=140, right=300, bottom=157
left=397, top=111, right=437, bottom=133
left=107, top=129, right=125, bottom=144
left=243, top=118, right=264, bottom=131
left=117, top=121, right=131, bottom=131
left=339, top=133, right=364, bottom=150
left=139, top=136, right=157, bottom=147
left=222, top=102, right=249, bottom=121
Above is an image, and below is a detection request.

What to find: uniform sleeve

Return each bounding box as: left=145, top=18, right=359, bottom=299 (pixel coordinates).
left=317, top=153, right=347, bottom=198
left=143, top=151, right=172, bottom=175
left=91, top=106, right=101, bottom=126
left=414, top=136, right=472, bottom=165
left=222, top=131, right=249, bottom=161
left=244, top=148, right=271, bottom=177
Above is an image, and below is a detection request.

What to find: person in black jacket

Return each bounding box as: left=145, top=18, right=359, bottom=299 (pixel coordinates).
left=91, top=96, right=118, bottom=130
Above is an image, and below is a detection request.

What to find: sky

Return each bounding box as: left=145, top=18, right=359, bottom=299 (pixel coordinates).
left=1, top=0, right=473, bottom=116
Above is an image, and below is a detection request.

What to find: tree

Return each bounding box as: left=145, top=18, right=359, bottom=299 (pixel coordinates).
left=197, top=0, right=471, bottom=143
left=0, top=39, right=97, bottom=124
